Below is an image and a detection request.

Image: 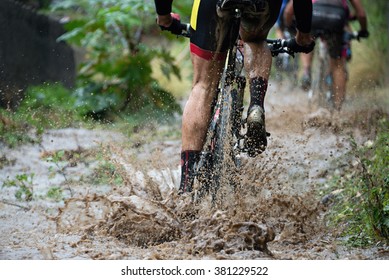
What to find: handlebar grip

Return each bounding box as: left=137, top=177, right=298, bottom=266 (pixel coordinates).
left=286, top=39, right=315, bottom=54
left=180, top=23, right=190, bottom=37
left=357, top=30, right=369, bottom=40
left=159, top=18, right=188, bottom=36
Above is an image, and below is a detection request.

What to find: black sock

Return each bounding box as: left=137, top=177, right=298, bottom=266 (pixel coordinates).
left=249, top=77, right=268, bottom=111
left=179, top=150, right=200, bottom=193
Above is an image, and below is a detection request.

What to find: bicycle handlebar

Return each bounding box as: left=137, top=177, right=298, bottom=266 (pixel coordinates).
left=171, top=23, right=315, bottom=57
left=266, top=39, right=295, bottom=57
left=267, top=38, right=316, bottom=57
left=178, top=23, right=191, bottom=38
left=159, top=19, right=190, bottom=37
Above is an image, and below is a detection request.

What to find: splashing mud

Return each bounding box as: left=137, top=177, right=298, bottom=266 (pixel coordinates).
left=1, top=82, right=388, bottom=260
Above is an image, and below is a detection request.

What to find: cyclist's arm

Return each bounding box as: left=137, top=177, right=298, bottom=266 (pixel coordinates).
left=288, top=0, right=314, bottom=47
left=292, top=0, right=312, bottom=34
left=154, top=0, right=173, bottom=15
left=349, top=0, right=368, bottom=32
left=154, top=0, right=174, bottom=27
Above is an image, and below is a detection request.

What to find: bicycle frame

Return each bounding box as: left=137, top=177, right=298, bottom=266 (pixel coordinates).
left=175, top=7, right=297, bottom=201
left=308, top=37, right=332, bottom=108
left=193, top=10, right=296, bottom=201
left=194, top=8, right=245, bottom=200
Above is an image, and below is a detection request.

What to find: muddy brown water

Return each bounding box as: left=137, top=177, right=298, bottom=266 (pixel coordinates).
left=1, top=81, right=388, bottom=260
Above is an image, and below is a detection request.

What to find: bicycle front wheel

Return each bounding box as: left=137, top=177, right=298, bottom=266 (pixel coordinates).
left=211, top=87, right=239, bottom=193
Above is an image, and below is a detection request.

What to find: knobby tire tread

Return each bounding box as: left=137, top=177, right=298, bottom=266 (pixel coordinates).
left=212, top=86, right=236, bottom=193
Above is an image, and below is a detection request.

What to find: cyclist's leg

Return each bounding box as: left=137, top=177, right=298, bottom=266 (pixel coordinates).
left=240, top=0, right=282, bottom=155
left=330, top=56, right=347, bottom=110
left=300, top=52, right=314, bottom=91
left=179, top=0, right=229, bottom=192
left=326, top=32, right=347, bottom=111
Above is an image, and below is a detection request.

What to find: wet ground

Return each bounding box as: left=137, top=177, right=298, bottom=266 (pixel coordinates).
left=1, top=81, right=388, bottom=260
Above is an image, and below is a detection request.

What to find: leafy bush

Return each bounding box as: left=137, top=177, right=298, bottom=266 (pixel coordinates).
left=325, top=119, right=389, bottom=246
left=0, top=83, right=87, bottom=147
left=51, top=0, right=182, bottom=120
left=18, top=83, right=87, bottom=130
left=0, top=110, right=36, bottom=147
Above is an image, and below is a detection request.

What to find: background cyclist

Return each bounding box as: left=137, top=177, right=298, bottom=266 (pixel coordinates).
left=284, top=0, right=369, bottom=110
left=154, top=0, right=315, bottom=193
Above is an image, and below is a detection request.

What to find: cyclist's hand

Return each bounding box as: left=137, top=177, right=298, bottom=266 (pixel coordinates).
left=157, top=13, right=183, bottom=35
left=287, top=38, right=315, bottom=54
left=293, top=31, right=315, bottom=53
left=357, top=29, right=369, bottom=40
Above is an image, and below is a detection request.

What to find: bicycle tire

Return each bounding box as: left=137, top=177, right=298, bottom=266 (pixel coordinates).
left=318, top=40, right=333, bottom=108
left=194, top=15, right=242, bottom=200
left=194, top=87, right=239, bottom=201
left=310, top=40, right=332, bottom=110
left=213, top=87, right=238, bottom=188
left=317, top=57, right=328, bottom=108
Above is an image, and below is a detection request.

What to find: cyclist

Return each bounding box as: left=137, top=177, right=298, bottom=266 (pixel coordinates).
left=284, top=0, right=369, bottom=109
left=274, top=0, right=291, bottom=40
left=154, top=0, right=315, bottom=193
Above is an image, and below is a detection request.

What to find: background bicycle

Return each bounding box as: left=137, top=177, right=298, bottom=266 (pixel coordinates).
left=308, top=30, right=361, bottom=110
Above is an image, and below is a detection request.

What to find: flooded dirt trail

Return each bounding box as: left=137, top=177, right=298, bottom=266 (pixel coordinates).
left=1, top=81, right=388, bottom=260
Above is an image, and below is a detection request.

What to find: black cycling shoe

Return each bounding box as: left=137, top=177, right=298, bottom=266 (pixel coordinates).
left=245, top=105, right=267, bottom=157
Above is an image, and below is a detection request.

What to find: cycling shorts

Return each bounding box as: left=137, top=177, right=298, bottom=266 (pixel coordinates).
left=189, top=0, right=282, bottom=61
left=311, top=3, right=347, bottom=58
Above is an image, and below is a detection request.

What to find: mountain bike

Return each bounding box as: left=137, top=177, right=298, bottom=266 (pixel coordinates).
left=174, top=2, right=306, bottom=201
left=308, top=30, right=359, bottom=109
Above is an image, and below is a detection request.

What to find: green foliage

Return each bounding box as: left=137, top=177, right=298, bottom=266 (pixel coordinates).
left=91, top=161, right=124, bottom=185
left=18, top=83, right=87, bottom=132
left=0, top=110, right=36, bottom=147
left=51, top=0, right=181, bottom=120
left=358, top=0, right=388, bottom=54
left=349, top=1, right=389, bottom=87
left=2, top=173, right=35, bottom=201
left=0, top=83, right=90, bottom=147
left=325, top=119, right=389, bottom=246
left=46, top=186, right=63, bottom=201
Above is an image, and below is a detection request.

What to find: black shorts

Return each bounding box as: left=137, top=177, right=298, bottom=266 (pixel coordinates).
left=189, top=0, right=282, bottom=60
left=311, top=3, right=348, bottom=58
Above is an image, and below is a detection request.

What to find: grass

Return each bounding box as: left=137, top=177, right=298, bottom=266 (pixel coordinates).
left=348, top=40, right=384, bottom=94
left=348, top=0, right=388, bottom=93
left=323, top=119, right=389, bottom=247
